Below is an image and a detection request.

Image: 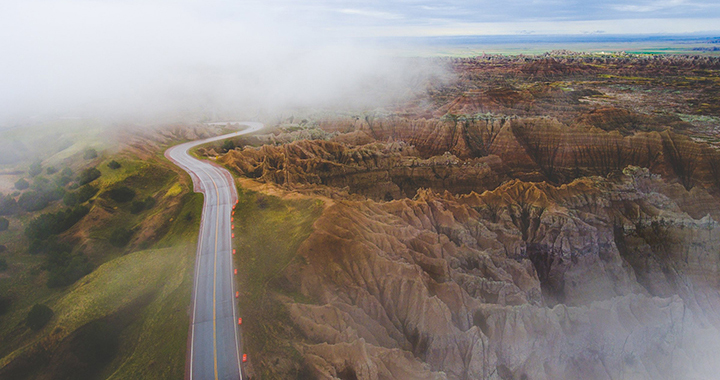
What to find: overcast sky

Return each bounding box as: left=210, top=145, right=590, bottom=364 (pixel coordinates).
left=257, top=0, right=720, bottom=35
left=1, top=0, right=718, bottom=123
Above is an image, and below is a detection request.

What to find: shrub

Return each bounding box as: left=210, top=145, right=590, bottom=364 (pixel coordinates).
left=0, top=217, right=8, bottom=231
left=46, top=166, right=57, bottom=175
left=47, top=254, right=92, bottom=288
left=130, top=196, right=156, bottom=214
left=107, top=186, right=135, bottom=203
left=222, top=139, right=235, bottom=151
left=143, top=196, right=156, bottom=209
left=15, top=178, right=29, bottom=190
left=26, top=304, right=53, bottom=331
left=17, top=187, right=65, bottom=212
left=109, top=227, right=133, bottom=247
left=130, top=200, right=145, bottom=214
left=83, top=148, right=98, bottom=160
left=77, top=185, right=98, bottom=203
left=77, top=167, right=101, bottom=185
left=65, top=185, right=98, bottom=206
left=0, top=195, right=17, bottom=216
left=25, top=206, right=90, bottom=241
left=18, top=191, right=50, bottom=212
left=107, top=160, right=121, bottom=169
left=63, top=192, right=79, bottom=206
left=0, top=258, right=7, bottom=271
left=28, top=161, right=42, bottom=177
left=56, top=175, right=72, bottom=187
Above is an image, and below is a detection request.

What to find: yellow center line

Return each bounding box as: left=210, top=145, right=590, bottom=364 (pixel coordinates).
left=211, top=175, right=220, bottom=380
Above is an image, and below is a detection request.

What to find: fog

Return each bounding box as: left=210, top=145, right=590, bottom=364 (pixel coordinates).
left=0, top=0, right=448, bottom=125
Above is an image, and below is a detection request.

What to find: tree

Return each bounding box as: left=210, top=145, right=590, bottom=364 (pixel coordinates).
left=222, top=139, right=235, bottom=152
left=28, top=161, right=42, bottom=177
left=107, top=160, right=121, bottom=169
left=46, top=166, right=57, bottom=175
left=109, top=227, right=133, bottom=247
left=0, top=217, right=8, bottom=231
left=0, top=195, right=17, bottom=216
left=26, top=304, right=53, bottom=331
left=107, top=186, right=135, bottom=203
left=83, top=148, right=98, bottom=160
left=77, top=167, right=101, bottom=185
left=15, top=178, right=29, bottom=190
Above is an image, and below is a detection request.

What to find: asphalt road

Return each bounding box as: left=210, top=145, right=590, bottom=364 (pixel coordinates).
left=165, top=122, right=264, bottom=380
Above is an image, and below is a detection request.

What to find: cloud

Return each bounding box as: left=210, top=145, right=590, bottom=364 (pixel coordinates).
left=0, top=0, right=447, bottom=124
left=338, top=8, right=404, bottom=20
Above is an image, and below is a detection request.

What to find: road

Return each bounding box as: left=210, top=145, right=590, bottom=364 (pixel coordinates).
left=165, top=122, right=264, bottom=380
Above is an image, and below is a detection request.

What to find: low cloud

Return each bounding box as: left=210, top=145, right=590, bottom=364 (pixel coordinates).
left=0, top=0, right=447, bottom=125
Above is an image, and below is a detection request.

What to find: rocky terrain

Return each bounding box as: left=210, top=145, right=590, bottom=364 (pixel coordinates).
left=211, top=55, right=720, bottom=380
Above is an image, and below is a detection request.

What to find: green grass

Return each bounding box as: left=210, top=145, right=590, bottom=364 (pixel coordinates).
left=0, top=135, right=204, bottom=378
left=0, top=244, right=196, bottom=379
left=232, top=188, right=323, bottom=378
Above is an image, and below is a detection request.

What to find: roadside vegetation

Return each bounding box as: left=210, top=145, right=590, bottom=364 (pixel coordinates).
left=0, top=120, right=205, bottom=379
left=232, top=188, right=323, bottom=378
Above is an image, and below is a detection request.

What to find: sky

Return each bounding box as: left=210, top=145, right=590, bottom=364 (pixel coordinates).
left=1, top=0, right=719, bottom=124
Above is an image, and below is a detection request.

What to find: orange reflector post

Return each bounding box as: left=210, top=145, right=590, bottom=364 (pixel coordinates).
left=231, top=225, right=234, bottom=230
left=232, top=249, right=236, bottom=255
left=242, top=354, right=247, bottom=362
left=232, top=211, right=235, bottom=216
left=235, top=291, right=239, bottom=298
left=232, top=205, right=236, bottom=210
left=238, top=317, right=243, bottom=325
left=231, top=217, right=234, bottom=222
left=231, top=233, right=234, bottom=238
left=236, top=200, right=239, bottom=204
left=234, top=268, right=237, bottom=275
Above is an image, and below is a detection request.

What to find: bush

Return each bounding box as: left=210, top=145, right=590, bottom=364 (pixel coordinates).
left=63, top=192, right=79, bottom=206
left=25, top=206, right=90, bottom=241
left=130, top=196, right=156, bottom=214
left=0, top=217, right=8, bottom=231
left=77, top=185, right=98, bottom=203
left=46, top=166, right=57, bottom=175
left=130, top=200, right=145, bottom=214
left=15, top=178, right=29, bottom=190
left=47, top=254, right=92, bottom=288
left=56, top=175, right=72, bottom=187
left=0, top=258, right=7, bottom=271
left=0, top=195, right=17, bottom=216
left=109, top=227, right=133, bottom=247
left=28, top=161, right=42, bottom=177
left=222, top=139, right=235, bottom=151
left=18, top=191, right=50, bottom=212
left=107, top=186, right=135, bottom=203
left=83, top=148, right=98, bottom=160
left=107, top=160, right=121, bottom=169
left=26, top=304, right=53, bottom=331
left=17, top=187, right=65, bottom=212
left=65, top=185, right=98, bottom=206
left=77, top=167, right=101, bottom=185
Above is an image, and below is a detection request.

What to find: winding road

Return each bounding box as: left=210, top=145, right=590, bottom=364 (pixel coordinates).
left=165, top=122, right=264, bottom=380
